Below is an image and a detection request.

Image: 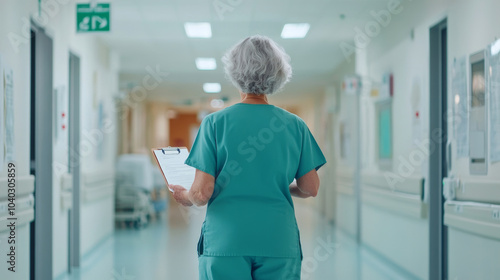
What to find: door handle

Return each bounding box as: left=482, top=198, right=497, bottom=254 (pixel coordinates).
left=446, top=140, right=452, bottom=173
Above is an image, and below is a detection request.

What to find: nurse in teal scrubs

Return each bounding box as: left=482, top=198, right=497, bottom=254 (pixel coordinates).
left=170, top=35, right=326, bottom=280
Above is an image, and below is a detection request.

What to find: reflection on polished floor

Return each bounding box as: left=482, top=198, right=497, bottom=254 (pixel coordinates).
left=57, top=202, right=417, bottom=280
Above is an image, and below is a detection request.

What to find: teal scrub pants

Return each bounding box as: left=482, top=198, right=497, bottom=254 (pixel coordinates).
left=198, top=255, right=301, bottom=280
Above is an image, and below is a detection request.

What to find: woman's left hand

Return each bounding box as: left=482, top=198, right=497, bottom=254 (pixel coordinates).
left=169, top=185, right=193, bottom=207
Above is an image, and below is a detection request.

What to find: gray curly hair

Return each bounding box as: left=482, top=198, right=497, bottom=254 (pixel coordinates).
left=222, top=35, right=292, bottom=95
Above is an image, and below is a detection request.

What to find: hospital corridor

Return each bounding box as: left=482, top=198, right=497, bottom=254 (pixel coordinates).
left=1, top=0, right=500, bottom=279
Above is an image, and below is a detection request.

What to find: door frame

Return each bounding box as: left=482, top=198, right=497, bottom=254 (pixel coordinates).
left=68, top=52, right=81, bottom=269
left=30, top=20, right=54, bottom=280
left=429, top=18, right=448, bottom=280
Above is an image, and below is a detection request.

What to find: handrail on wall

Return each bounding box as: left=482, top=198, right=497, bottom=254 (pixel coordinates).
left=362, top=171, right=424, bottom=197
left=82, top=170, right=115, bottom=185
left=336, top=166, right=355, bottom=196
left=360, top=172, right=426, bottom=219
left=362, top=185, right=427, bottom=219
left=0, top=194, right=35, bottom=232
left=444, top=200, right=500, bottom=241
left=82, top=170, right=115, bottom=203
left=454, top=179, right=500, bottom=205
left=0, top=175, right=35, bottom=200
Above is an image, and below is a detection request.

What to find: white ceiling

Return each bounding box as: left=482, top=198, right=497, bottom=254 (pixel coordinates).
left=99, top=0, right=389, bottom=104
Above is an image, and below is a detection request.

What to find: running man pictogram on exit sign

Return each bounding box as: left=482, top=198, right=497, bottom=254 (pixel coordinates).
left=77, top=3, right=110, bottom=32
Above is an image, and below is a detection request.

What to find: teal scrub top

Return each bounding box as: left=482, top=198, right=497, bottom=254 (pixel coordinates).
left=185, top=103, right=326, bottom=258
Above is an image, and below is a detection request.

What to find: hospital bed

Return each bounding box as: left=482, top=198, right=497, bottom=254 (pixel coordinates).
left=115, top=154, right=155, bottom=229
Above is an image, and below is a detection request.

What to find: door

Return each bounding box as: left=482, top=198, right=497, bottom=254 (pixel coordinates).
left=429, top=19, right=448, bottom=280
left=68, top=52, right=81, bottom=270
left=30, top=22, right=54, bottom=280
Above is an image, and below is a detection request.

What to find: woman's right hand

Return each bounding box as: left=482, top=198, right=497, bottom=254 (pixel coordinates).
left=170, top=185, right=194, bottom=207
left=289, top=169, right=320, bottom=198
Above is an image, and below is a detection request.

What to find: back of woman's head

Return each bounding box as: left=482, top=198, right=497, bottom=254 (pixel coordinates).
left=222, top=35, right=292, bottom=95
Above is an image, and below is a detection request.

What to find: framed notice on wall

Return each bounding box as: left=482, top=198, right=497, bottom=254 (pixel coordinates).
left=376, top=99, right=392, bottom=170
left=487, top=39, right=500, bottom=163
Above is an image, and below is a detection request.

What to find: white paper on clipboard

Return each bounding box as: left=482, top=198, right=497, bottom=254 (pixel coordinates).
left=152, top=147, right=195, bottom=191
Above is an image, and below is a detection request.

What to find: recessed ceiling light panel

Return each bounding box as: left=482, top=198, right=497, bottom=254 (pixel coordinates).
left=184, top=22, right=212, bottom=38
left=196, top=58, right=217, bottom=70
left=203, top=83, right=221, bottom=93
left=281, top=23, right=310, bottom=39
left=491, top=38, right=500, bottom=56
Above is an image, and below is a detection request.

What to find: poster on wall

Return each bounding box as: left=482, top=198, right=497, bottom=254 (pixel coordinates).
left=380, top=73, right=394, bottom=99
left=342, top=75, right=362, bottom=95
left=375, top=99, right=392, bottom=170
left=487, top=39, right=500, bottom=162
left=370, top=83, right=380, bottom=99
left=452, top=56, right=469, bottom=158
left=378, top=105, right=392, bottom=160
left=4, top=65, right=15, bottom=163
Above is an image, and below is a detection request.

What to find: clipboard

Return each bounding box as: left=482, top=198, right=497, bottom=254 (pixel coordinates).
left=151, top=147, right=196, bottom=191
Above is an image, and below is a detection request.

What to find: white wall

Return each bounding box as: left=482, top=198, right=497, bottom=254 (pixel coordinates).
left=0, top=1, right=45, bottom=279
left=286, top=56, right=356, bottom=224
left=358, top=0, right=442, bottom=278
left=358, top=0, right=500, bottom=279
left=363, top=17, right=430, bottom=279
left=0, top=1, right=119, bottom=279
left=447, top=0, right=500, bottom=185
left=330, top=55, right=358, bottom=234
left=48, top=2, right=119, bottom=278
left=314, top=88, right=338, bottom=222
left=446, top=0, right=500, bottom=278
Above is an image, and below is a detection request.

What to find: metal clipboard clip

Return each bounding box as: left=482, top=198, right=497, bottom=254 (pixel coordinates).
left=161, top=147, right=181, bottom=155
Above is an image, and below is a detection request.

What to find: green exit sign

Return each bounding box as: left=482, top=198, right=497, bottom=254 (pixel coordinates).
left=76, top=3, right=110, bottom=32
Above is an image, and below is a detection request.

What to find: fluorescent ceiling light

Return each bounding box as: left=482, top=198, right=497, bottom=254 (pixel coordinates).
left=281, top=23, right=310, bottom=39
left=196, top=58, right=217, bottom=70
left=203, top=83, right=221, bottom=93
left=184, top=22, right=212, bottom=38
left=491, top=39, right=500, bottom=56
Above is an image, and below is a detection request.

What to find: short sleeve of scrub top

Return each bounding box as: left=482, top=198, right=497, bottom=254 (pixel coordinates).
left=295, top=121, right=326, bottom=179
left=185, top=117, right=217, bottom=177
